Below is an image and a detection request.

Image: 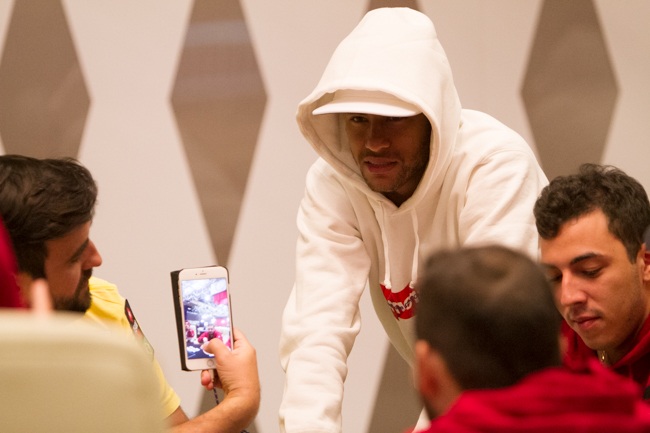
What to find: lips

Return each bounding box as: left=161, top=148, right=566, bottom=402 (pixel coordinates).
left=570, top=314, right=601, bottom=333
left=364, top=158, right=397, bottom=174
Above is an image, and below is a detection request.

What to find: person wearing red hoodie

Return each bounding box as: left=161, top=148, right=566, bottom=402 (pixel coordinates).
left=0, top=216, right=24, bottom=308
left=413, top=245, right=650, bottom=432
left=534, top=164, right=650, bottom=399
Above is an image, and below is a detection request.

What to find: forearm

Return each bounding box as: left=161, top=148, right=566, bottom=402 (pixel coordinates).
left=168, top=389, right=259, bottom=433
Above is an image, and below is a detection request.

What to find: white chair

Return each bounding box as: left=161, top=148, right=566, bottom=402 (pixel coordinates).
left=0, top=311, right=165, bottom=433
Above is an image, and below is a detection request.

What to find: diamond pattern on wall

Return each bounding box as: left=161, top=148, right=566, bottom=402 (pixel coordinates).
left=0, top=0, right=90, bottom=158
left=522, top=0, right=618, bottom=180
left=368, top=343, right=421, bottom=433
left=368, top=0, right=419, bottom=10
left=171, top=0, right=266, bottom=267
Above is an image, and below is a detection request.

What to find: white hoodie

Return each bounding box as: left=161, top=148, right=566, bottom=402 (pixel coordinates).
left=279, top=8, right=548, bottom=433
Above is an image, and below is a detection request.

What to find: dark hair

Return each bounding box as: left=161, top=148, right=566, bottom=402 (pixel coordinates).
left=534, top=163, right=650, bottom=262
left=0, top=155, right=97, bottom=278
left=415, top=245, right=561, bottom=390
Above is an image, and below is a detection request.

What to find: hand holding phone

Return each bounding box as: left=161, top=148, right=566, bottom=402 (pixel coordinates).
left=173, top=266, right=233, bottom=371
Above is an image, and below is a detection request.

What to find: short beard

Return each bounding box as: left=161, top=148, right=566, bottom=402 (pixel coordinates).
left=359, top=132, right=430, bottom=198
left=362, top=153, right=428, bottom=195
left=54, top=268, right=93, bottom=313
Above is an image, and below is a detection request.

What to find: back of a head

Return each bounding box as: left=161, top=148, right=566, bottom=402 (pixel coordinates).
left=416, top=245, right=561, bottom=390
left=534, top=163, right=650, bottom=261
left=0, top=155, right=97, bottom=278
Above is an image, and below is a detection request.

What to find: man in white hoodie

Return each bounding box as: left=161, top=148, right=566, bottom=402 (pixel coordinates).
left=279, top=7, right=547, bottom=433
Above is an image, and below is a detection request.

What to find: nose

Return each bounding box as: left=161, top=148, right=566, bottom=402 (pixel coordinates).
left=84, top=240, right=103, bottom=269
left=557, top=274, right=587, bottom=307
left=365, top=119, right=390, bottom=152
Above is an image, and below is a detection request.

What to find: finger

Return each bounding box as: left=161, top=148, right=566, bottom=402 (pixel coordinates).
left=30, top=279, right=52, bottom=315
left=232, top=327, right=246, bottom=340
left=231, top=327, right=250, bottom=348
left=200, top=369, right=215, bottom=390
left=201, top=336, right=228, bottom=356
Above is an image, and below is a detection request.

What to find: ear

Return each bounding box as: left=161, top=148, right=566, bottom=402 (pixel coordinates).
left=414, top=341, right=433, bottom=397
left=414, top=340, right=448, bottom=401
left=641, top=243, right=650, bottom=282
left=415, top=339, right=463, bottom=416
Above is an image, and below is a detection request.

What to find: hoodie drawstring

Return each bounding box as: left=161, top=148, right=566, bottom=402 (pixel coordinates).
left=379, top=202, right=392, bottom=290
left=378, top=202, right=420, bottom=291
left=409, top=211, right=419, bottom=289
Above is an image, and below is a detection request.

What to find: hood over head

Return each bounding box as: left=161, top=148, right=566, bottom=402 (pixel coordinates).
left=297, top=7, right=462, bottom=207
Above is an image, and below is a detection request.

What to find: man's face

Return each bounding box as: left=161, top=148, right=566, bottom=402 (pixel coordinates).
left=540, top=209, right=650, bottom=362
left=42, top=221, right=103, bottom=312
left=345, top=113, right=431, bottom=206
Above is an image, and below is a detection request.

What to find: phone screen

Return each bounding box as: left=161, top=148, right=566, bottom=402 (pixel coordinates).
left=181, top=276, right=232, bottom=361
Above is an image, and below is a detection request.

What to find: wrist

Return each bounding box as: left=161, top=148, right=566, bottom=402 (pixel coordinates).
left=218, top=389, right=260, bottom=428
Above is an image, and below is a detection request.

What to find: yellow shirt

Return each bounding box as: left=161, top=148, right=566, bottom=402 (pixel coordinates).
left=84, top=276, right=181, bottom=418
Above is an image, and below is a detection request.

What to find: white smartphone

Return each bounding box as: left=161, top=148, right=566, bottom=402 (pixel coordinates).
left=177, top=265, right=233, bottom=371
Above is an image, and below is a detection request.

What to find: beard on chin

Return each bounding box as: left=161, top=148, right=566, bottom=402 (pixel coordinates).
left=54, top=269, right=93, bottom=313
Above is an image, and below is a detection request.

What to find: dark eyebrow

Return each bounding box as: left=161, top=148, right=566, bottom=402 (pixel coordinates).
left=69, top=239, right=89, bottom=263
left=541, top=252, right=602, bottom=270
left=570, top=252, right=601, bottom=266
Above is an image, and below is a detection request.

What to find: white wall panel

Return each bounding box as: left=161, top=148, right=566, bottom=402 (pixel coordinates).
left=596, top=1, right=650, bottom=188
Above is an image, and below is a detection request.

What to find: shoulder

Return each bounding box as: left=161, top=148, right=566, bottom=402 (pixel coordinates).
left=89, top=277, right=126, bottom=305
left=306, top=157, right=342, bottom=183
left=86, top=277, right=129, bottom=327
left=449, top=110, right=544, bottom=181
left=456, top=109, right=534, bottom=155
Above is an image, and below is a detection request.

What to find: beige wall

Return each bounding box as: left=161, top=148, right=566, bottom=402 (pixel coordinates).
left=1, top=1, right=649, bottom=432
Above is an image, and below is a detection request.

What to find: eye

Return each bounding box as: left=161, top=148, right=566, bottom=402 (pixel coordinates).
left=69, top=250, right=84, bottom=264
left=346, top=114, right=368, bottom=123
left=582, top=267, right=602, bottom=278
left=68, top=240, right=90, bottom=264
left=544, top=269, right=562, bottom=284
left=547, top=274, right=562, bottom=284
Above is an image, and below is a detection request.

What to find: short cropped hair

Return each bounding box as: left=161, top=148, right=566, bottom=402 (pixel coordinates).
left=0, top=155, right=97, bottom=278
left=534, top=163, right=650, bottom=262
left=415, top=245, right=561, bottom=390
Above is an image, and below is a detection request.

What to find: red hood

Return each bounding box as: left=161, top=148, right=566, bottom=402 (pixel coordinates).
left=421, top=360, right=650, bottom=433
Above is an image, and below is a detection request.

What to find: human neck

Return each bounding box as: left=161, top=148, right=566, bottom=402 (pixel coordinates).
left=383, top=191, right=409, bottom=207
left=598, top=313, right=650, bottom=366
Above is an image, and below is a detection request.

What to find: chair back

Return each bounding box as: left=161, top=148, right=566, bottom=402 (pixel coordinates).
left=0, top=311, right=165, bottom=433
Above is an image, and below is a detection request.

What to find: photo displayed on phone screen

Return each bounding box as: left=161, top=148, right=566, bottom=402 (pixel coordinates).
left=181, top=277, right=232, bottom=360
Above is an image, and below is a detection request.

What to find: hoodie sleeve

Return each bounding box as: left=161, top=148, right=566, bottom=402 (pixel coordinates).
left=279, top=159, right=372, bottom=433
